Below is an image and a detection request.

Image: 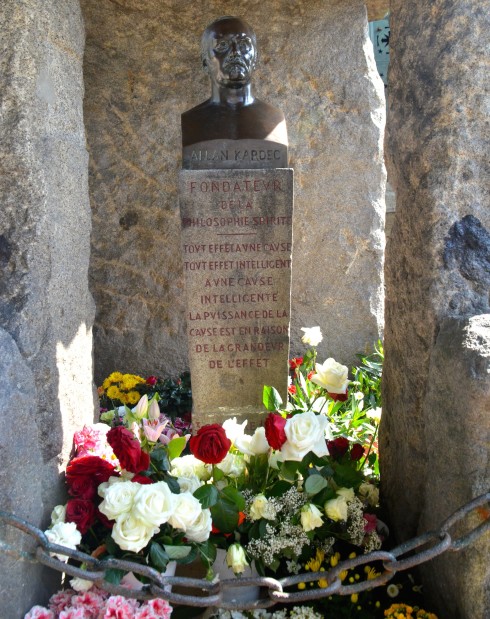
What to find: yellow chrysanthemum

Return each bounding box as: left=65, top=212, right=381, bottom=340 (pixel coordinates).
left=127, top=390, right=141, bottom=405
left=122, top=374, right=145, bottom=390
left=106, top=385, right=122, bottom=400
left=119, top=392, right=129, bottom=404
left=108, top=371, right=124, bottom=383
left=101, top=378, right=112, bottom=390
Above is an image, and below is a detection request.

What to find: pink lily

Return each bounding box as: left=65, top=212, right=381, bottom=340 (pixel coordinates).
left=142, top=417, right=168, bottom=442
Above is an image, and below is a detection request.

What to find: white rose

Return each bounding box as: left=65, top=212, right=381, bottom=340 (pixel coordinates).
left=98, top=475, right=129, bottom=499
left=311, top=358, right=349, bottom=394
left=226, top=543, right=249, bottom=575
left=112, top=512, right=157, bottom=552
left=359, top=482, right=379, bottom=507
left=324, top=495, right=348, bottom=522
left=177, top=475, right=203, bottom=494
left=98, top=480, right=139, bottom=521
left=249, top=494, right=274, bottom=520
left=167, top=492, right=203, bottom=531
left=300, top=504, right=324, bottom=532
left=222, top=417, right=248, bottom=443
left=45, top=522, right=82, bottom=561
left=216, top=452, right=246, bottom=478
left=336, top=487, right=355, bottom=502
left=170, top=455, right=212, bottom=481
left=300, top=326, right=323, bottom=347
left=185, top=508, right=212, bottom=543
left=235, top=427, right=270, bottom=456
left=70, top=577, right=94, bottom=592
left=132, top=481, right=175, bottom=527
left=50, top=504, right=66, bottom=526
left=281, top=411, right=330, bottom=461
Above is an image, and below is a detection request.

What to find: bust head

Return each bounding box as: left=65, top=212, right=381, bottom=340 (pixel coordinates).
left=201, top=16, right=257, bottom=89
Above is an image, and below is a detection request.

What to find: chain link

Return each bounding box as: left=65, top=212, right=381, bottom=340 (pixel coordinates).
left=1, top=491, right=488, bottom=610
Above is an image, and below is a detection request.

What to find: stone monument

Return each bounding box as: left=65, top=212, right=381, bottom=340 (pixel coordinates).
left=179, top=16, right=293, bottom=431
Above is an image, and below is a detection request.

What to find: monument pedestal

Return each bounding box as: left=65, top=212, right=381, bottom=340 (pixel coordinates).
left=179, top=168, right=293, bottom=430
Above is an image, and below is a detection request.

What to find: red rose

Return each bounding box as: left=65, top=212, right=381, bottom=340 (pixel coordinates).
left=96, top=508, right=114, bottom=530
left=66, top=456, right=118, bottom=494
left=350, top=443, right=365, bottom=461
left=66, top=498, right=96, bottom=535
left=67, top=475, right=97, bottom=500
left=327, top=437, right=350, bottom=459
left=189, top=424, right=231, bottom=464
left=264, top=412, right=287, bottom=450
left=289, top=357, right=303, bottom=370
left=107, top=426, right=150, bottom=473
left=329, top=390, right=348, bottom=402
left=146, top=375, right=158, bottom=386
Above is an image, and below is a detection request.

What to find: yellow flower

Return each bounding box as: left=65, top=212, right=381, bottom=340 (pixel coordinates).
left=339, top=570, right=348, bottom=581
left=306, top=549, right=325, bottom=572
left=365, top=565, right=381, bottom=580
left=106, top=385, right=122, bottom=400
left=122, top=374, right=145, bottom=390
left=318, top=578, right=328, bottom=588
left=108, top=371, right=124, bottom=383
left=298, top=582, right=306, bottom=590
left=119, top=392, right=129, bottom=404
left=127, top=390, right=141, bottom=405
left=348, top=552, right=357, bottom=559
left=330, top=552, right=340, bottom=567
left=351, top=594, right=358, bottom=603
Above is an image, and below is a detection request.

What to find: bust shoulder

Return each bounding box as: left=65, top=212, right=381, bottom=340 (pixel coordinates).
left=182, top=99, right=287, bottom=147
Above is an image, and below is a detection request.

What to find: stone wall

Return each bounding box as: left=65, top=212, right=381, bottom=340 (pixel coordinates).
left=381, top=1, right=490, bottom=617
left=0, top=1, right=96, bottom=614
left=81, top=0, right=386, bottom=385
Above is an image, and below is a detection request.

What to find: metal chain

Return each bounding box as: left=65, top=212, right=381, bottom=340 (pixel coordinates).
left=1, top=491, right=488, bottom=611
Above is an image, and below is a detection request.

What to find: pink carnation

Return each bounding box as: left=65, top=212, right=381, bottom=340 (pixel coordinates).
left=98, top=596, right=139, bottom=619
left=363, top=513, right=378, bottom=533
left=71, top=591, right=105, bottom=618
left=147, top=599, right=172, bottom=618
left=24, top=607, right=55, bottom=619
left=49, top=590, right=76, bottom=614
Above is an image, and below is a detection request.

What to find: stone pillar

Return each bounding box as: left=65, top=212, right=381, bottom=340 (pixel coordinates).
left=81, top=0, right=385, bottom=383
left=0, top=0, right=95, bottom=614
left=381, top=1, right=490, bottom=617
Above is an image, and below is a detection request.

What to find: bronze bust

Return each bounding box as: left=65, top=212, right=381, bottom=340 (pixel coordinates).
left=182, top=16, right=288, bottom=169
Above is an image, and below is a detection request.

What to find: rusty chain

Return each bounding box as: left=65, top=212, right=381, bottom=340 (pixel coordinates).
left=0, top=491, right=488, bottom=611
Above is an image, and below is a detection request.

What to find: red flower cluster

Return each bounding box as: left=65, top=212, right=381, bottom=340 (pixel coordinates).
left=146, top=375, right=158, bottom=386
left=288, top=384, right=297, bottom=395
left=65, top=456, right=118, bottom=533
left=289, top=357, right=303, bottom=370
left=264, top=412, right=287, bottom=450
left=189, top=424, right=231, bottom=464
left=327, top=437, right=365, bottom=461
left=107, top=426, right=150, bottom=473
left=328, top=390, right=349, bottom=402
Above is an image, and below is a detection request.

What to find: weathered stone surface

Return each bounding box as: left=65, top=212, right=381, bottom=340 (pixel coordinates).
left=381, top=2, right=490, bottom=616
left=364, top=0, right=389, bottom=21
left=0, top=329, right=51, bottom=616
left=81, top=0, right=385, bottom=384
left=180, top=169, right=293, bottom=430
left=0, top=0, right=96, bottom=610
left=418, top=316, right=490, bottom=618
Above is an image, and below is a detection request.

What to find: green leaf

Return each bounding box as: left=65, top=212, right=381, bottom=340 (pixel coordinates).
left=304, top=474, right=329, bottom=496
left=164, top=545, right=192, bottom=560
left=151, top=447, right=171, bottom=472
left=333, top=463, right=364, bottom=488
left=149, top=542, right=169, bottom=571
left=104, top=568, right=126, bottom=585
left=267, top=480, right=293, bottom=497
left=177, top=546, right=199, bottom=566
left=194, top=484, right=219, bottom=509
left=162, top=473, right=181, bottom=494
left=221, top=486, right=246, bottom=512
left=263, top=385, right=283, bottom=411
left=198, top=539, right=217, bottom=568
left=210, top=497, right=239, bottom=534
left=279, top=460, right=299, bottom=482
left=167, top=437, right=187, bottom=461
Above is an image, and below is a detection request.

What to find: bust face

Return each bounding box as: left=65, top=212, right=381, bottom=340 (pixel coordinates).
left=202, top=17, right=257, bottom=89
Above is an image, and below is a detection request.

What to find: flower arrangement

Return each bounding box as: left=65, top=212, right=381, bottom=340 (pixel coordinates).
left=25, top=332, right=438, bottom=619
